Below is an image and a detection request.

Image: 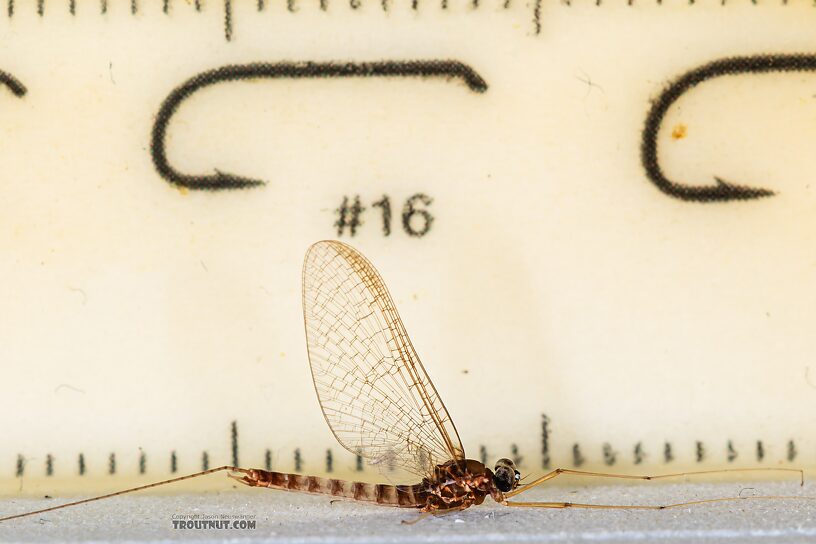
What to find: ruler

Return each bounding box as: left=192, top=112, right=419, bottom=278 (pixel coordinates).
left=2, top=1, right=816, bottom=496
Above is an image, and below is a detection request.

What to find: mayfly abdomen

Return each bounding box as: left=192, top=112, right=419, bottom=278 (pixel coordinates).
left=236, top=469, right=426, bottom=507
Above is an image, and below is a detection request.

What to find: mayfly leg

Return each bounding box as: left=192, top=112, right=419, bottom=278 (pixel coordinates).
left=0, top=465, right=252, bottom=523
left=402, top=505, right=468, bottom=525
left=504, top=467, right=805, bottom=499
left=401, top=512, right=433, bottom=525
left=501, top=467, right=811, bottom=510
left=503, top=495, right=816, bottom=511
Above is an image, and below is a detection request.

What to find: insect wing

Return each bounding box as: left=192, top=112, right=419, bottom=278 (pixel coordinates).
left=302, top=240, right=465, bottom=478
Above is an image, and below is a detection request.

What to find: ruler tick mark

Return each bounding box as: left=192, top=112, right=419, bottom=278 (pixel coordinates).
left=602, top=443, right=617, bottom=466
left=109, top=453, right=116, bottom=475
left=201, top=451, right=209, bottom=471
left=727, top=440, right=737, bottom=462
left=540, top=414, right=551, bottom=469
left=224, top=0, right=232, bottom=41
left=572, top=443, right=585, bottom=467
left=294, top=448, right=302, bottom=472
left=131, top=0, right=137, bottom=14
left=756, top=441, right=765, bottom=462
left=15, top=455, right=24, bottom=477
left=511, top=444, right=522, bottom=468
left=787, top=440, right=797, bottom=462
left=265, top=449, right=272, bottom=471
left=45, top=454, right=53, bottom=476
left=695, top=441, right=705, bottom=463
left=0, top=71, right=25, bottom=97
left=634, top=442, right=645, bottom=465
left=37, top=0, right=43, bottom=16
left=171, top=451, right=178, bottom=473
left=78, top=453, right=86, bottom=476
left=663, top=442, right=673, bottom=463
left=532, top=0, right=541, bottom=34
left=231, top=420, right=239, bottom=467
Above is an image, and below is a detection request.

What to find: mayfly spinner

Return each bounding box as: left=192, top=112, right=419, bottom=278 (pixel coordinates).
left=1, top=240, right=807, bottom=523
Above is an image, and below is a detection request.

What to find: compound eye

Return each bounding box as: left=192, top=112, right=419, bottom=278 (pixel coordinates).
left=514, top=471, right=521, bottom=481
left=493, top=467, right=515, bottom=492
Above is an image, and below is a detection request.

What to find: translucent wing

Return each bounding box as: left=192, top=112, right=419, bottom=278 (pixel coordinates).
left=302, top=240, right=465, bottom=478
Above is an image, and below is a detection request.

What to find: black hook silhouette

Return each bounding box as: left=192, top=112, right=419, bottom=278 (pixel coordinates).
left=151, top=60, right=488, bottom=191
left=642, top=54, right=816, bottom=202
left=0, top=70, right=26, bottom=98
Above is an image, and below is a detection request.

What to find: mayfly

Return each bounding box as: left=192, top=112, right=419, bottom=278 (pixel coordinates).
left=0, top=240, right=808, bottom=523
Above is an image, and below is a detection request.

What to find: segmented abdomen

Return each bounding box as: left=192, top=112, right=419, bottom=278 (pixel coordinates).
left=250, top=470, right=426, bottom=508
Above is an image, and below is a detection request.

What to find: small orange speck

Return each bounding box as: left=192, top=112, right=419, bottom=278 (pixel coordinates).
left=672, top=124, right=687, bottom=140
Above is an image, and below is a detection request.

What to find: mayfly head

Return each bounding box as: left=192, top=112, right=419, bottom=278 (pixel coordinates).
left=493, top=458, right=521, bottom=493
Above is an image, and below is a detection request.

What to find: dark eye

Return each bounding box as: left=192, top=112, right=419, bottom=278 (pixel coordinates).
left=514, top=471, right=521, bottom=481
left=493, top=467, right=515, bottom=492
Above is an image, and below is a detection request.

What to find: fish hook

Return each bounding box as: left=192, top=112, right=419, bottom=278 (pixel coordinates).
left=150, top=60, right=487, bottom=191
left=641, top=54, right=816, bottom=202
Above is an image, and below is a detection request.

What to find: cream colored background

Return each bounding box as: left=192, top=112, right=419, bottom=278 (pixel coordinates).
left=1, top=0, right=815, bottom=494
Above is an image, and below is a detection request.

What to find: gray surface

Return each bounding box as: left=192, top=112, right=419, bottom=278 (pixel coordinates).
left=1, top=481, right=815, bottom=543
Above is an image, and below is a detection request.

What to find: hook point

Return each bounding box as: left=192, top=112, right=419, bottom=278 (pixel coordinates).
left=713, top=176, right=775, bottom=200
